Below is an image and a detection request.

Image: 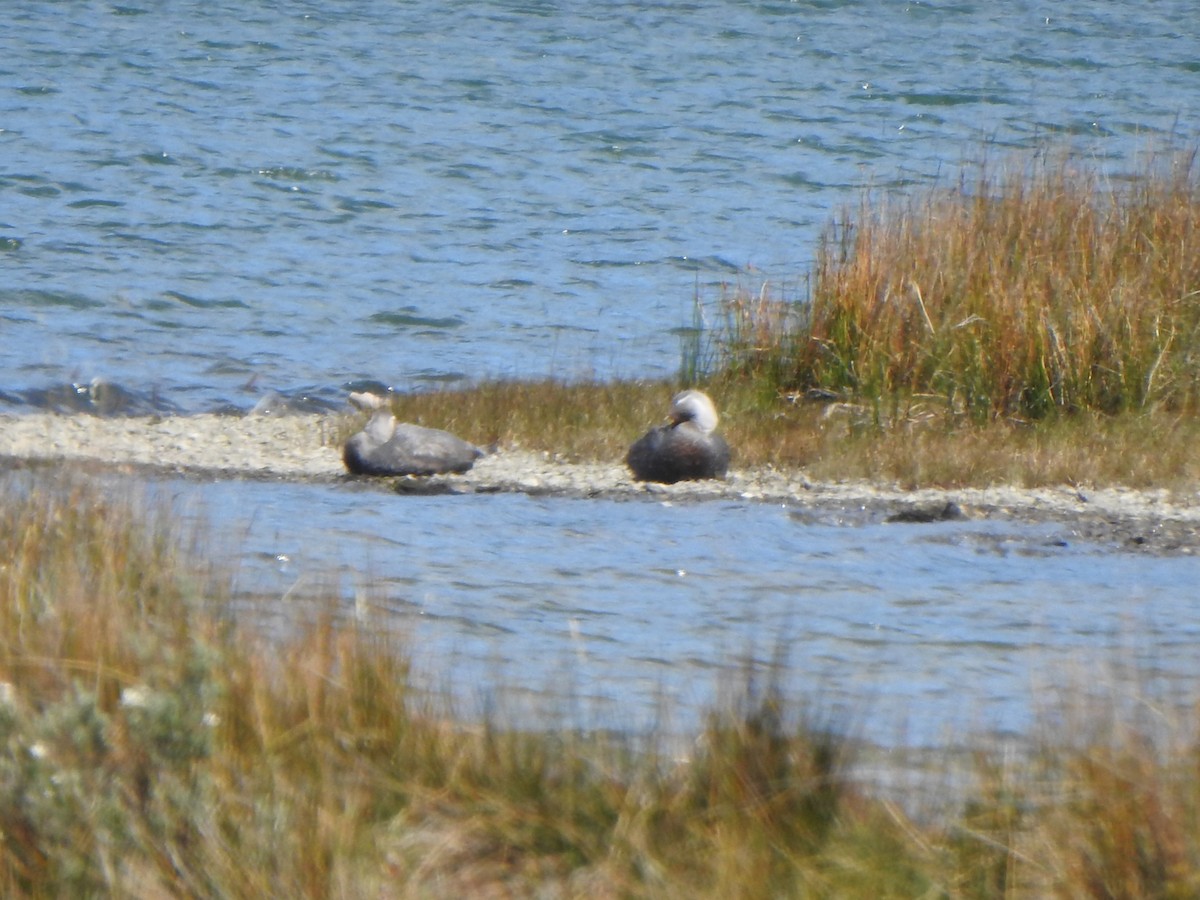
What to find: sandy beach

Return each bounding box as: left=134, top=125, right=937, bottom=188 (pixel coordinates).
left=2, top=410, right=1198, bottom=554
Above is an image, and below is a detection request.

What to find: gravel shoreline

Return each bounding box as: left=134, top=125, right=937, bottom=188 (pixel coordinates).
left=2, top=411, right=1199, bottom=554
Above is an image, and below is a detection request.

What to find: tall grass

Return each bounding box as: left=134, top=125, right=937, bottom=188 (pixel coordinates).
left=713, top=151, right=1200, bottom=422
left=4, top=470, right=1200, bottom=894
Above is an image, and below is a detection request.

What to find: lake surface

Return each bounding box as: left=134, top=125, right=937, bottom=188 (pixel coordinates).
left=4, top=1, right=1199, bottom=745
left=2, top=0, right=1197, bottom=410
left=168, top=475, right=1200, bottom=747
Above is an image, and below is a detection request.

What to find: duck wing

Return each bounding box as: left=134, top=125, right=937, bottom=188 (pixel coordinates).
left=344, top=422, right=483, bottom=476
left=626, top=425, right=729, bottom=483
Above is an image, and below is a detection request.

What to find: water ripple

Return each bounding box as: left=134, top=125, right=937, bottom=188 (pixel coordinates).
left=6, top=0, right=1194, bottom=410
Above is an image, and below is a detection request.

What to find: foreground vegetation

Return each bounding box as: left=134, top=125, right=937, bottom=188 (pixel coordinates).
left=363, top=152, right=1200, bottom=491
left=2, top=471, right=1200, bottom=898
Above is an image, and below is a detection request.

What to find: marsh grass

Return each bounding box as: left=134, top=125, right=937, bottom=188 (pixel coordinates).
left=735, top=402, right=1200, bottom=490
left=4, top=470, right=1200, bottom=897
left=712, top=150, right=1200, bottom=421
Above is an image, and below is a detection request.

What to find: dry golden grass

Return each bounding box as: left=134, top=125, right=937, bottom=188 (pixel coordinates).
left=758, top=150, right=1200, bottom=420
left=734, top=399, right=1200, bottom=491
left=4, top=470, right=1200, bottom=897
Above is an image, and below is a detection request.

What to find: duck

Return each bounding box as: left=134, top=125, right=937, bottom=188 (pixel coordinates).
left=626, top=389, right=730, bottom=483
left=342, top=392, right=484, bottom=476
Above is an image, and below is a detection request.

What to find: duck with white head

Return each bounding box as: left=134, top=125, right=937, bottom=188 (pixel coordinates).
left=626, top=389, right=730, bottom=484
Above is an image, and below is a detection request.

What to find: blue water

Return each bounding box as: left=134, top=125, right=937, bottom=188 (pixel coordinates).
left=2, top=0, right=1196, bottom=411
left=166, top=477, right=1200, bottom=745
left=5, top=1, right=1199, bottom=744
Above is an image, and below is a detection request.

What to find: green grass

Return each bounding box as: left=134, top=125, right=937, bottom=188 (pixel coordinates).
left=4, top=470, right=1200, bottom=897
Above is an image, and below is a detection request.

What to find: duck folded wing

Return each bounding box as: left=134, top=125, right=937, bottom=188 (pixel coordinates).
left=626, top=423, right=729, bottom=484
left=344, top=412, right=483, bottom=476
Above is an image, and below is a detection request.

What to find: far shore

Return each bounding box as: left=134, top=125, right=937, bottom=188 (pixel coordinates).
left=2, top=410, right=1198, bottom=555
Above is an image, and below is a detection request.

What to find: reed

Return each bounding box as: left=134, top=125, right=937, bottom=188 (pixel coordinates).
left=4, top=469, right=1200, bottom=896
left=710, top=150, right=1200, bottom=422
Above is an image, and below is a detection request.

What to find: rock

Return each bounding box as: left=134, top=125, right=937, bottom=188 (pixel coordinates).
left=886, top=501, right=966, bottom=524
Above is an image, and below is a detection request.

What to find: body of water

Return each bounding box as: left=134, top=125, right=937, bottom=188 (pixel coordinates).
left=171, top=477, right=1200, bottom=746
left=2, top=0, right=1196, bottom=410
